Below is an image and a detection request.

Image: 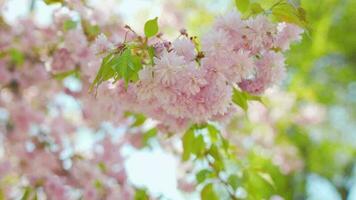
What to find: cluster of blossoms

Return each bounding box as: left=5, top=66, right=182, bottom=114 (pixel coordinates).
left=0, top=1, right=140, bottom=199
left=97, top=11, right=303, bottom=131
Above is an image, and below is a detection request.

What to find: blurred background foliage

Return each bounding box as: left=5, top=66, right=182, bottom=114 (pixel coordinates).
left=171, top=0, right=356, bottom=199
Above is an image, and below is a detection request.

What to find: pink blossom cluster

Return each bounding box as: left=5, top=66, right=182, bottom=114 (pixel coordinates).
left=0, top=1, right=137, bottom=199
left=98, top=11, right=304, bottom=131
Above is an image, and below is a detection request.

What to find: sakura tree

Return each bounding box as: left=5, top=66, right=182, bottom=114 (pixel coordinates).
left=0, top=0, right=316, bottom=199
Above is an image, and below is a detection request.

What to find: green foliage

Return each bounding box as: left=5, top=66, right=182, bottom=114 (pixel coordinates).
left=82, top=20, right=101, bottom=40
left=200, top=183, right=219, bottom=200
left=196, top=169, right=214, bottom=183
left=43, top=0, right=63, bottom=5
left=125, top=112, right=147, bottom=127
left=147, top=46, right=155, bottom=65
left=142, top=128, right=157, bottom=147
left=63, top=20, right=77, bottom=31
left=97, top=162, right=107, bottom=173
left=52, top=69, right=79, bottom=80
left=9, top=49, right=24, bottom=67
left=232, top=88, right=262, bottom=111
left=112, top=48, right=142, bottom=86
left=144, top=17, right=159, bottom=38
left=90, top=46, right=143, bottom=91
left=249, top=2, right=265, bottom=15
left=182, top=126, right=206, bottom=161
left=20, top=187, right=32, bottom=200
left=271, top=1, right=308, bottom=28
left=90, top=53, right=116, bottom=91
left=235, top=0, right=250, bottom=13
left=134, top=188, right=149, bottom=200
left=227, top=174, right=240, bottom=191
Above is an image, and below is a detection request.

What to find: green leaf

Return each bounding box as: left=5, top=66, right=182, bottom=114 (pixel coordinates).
left=20, top=187, right=31, bottom=200
left=63, top=20, right=77, bottom=31
left=232, top=88, right=249, bottom=111
left=97, top=162, right=107, bottom=173
left=232, top=88, right=262, bottom=111
left=147, top=46, right=155, bottom=65
left=196, top=169, right=214, bottom=184
left=134, top=188, right=149, bottom=200
left=182, top=126, right=206, bottom=161
left=235, top=0, right=250, bottom=13
left=272, top=1, right=307, bottom=28
left=208, top=145, right=225, bottom=172
left=143, top=128, right=157, bottom=146
left=227, top=174, right=240, bottom=191
left=206, top=124, right=219, bottom=143
left=87, top=25, right=100, bottom=38
left=182, top=128, right=195, bottom=161
left=82, top=20, right=101, bottom=40
left=131, top=113, right=146, bottom=127
left=192, top=134, right=206, bottom=158
left=200, top=183, right=219, bottom=200
left=144, top=17, right=159, bottom=38
left=93, top=179, right=103, bottom=190
left=0, top=189, right=5, bottom=200
left=257, top=172, right=276, bottom=189
left=249, top=3, right=264, bottom=15
left=43, top=0, right=63, bottom=4
left=112, top=48, right=143, bottom=86
left=90, top=46, right=143, bottom=91
left=52, top=69, right=78, bottom=80
left=9, top=49, right=24, bottom=67
left=90, top=53, right=116, bottom=91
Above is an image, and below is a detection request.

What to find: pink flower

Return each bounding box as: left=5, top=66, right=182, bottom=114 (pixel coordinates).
left=44, top=176, right=69, bottom=200
left=239, top=51, right=285, bottom=95
left=243, top=15, right=277, bottom=53
left=51, top=48, right=76, bottom=72
left=92, top=33, right=114, bottom=54
left=214, top=11, right=243, bottom=34
left=201, top=29, right=233, bottom=54
left=63, top=30, right=88, bottom=55
left=229, top=50, right=255, bottom=83
left=174, top=63, right=207, bottom=95
left=275, top=22, right=304, bottom=50
left=214, top=11, right=245, bottom=49
left=153, top=50, right=186, bottom=85
left=172, top=37, right=196, bottom=62
left=0, top=61, right=11, bottom=84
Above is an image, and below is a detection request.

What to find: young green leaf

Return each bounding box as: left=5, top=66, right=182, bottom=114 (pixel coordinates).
left=111, top=48, right=143, bottom=86
left=235, top=0, right=250, bottom=13
left=63, top=20, right=77, bottom=31
left=196, top=169, right=214, bottom=184
left=144, top=17, right=159, bottom=38
left=200, top=183, right=219, bottom=200
left=249, top=2, right=264, bottom=15
left=90, top=53, right=116, bottom=91
left=134, top=188, right=149, bottom=200
left=232, top=88, right=262, bottom=111
left=52, top=69, right=78, bottom=80
left=232, top=88, right=249, bottom=111
left=147, top=46, right=155, bottom=65
left=182, top=128, right=195, bottom=161
left=142, top=128, right=157, bottom=147
left=43, top=0, right=63, bottom=5
left=192, top=134, right=206, bottom=158
left=272, top=1, right=307, bottom=28
left=227, top=174, right=240, bottom=191
left=9, top=49, right=24, bottom=67
left=257, top=172, right=276, bottom=189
